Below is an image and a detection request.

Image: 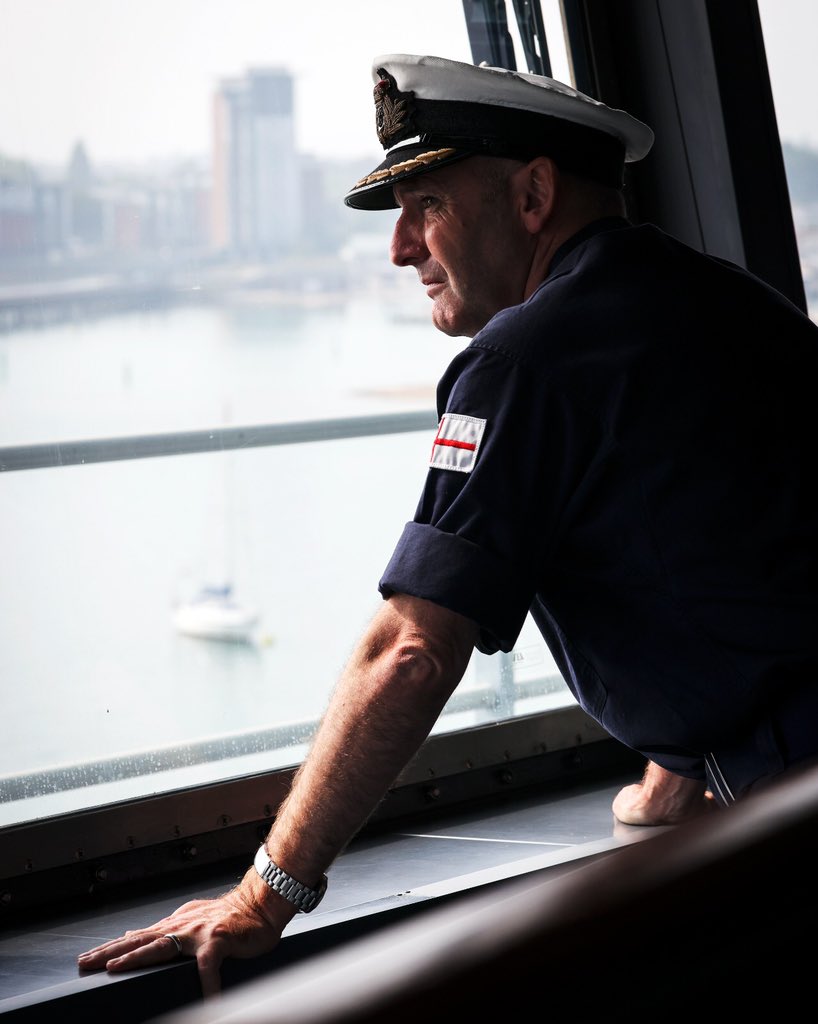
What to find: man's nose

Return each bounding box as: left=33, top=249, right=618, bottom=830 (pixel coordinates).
left=391, top=210, right=427, bottom=267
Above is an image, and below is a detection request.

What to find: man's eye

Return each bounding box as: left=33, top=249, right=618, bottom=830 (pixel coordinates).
left=420, top=195, right=438, bottom=209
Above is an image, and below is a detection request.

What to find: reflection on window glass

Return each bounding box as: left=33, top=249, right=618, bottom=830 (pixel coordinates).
left=757, top=0, right=818, bottom=319
left=0, top=2, right=575, bottom=827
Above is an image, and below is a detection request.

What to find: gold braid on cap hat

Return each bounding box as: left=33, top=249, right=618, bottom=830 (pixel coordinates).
left=353, top=148, right=457, bottom=190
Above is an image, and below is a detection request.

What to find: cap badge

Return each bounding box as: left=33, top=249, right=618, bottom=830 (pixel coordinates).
left=374, top=68, right=416, bottom=148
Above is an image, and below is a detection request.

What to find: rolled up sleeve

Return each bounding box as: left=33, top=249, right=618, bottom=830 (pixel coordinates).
left=379, top=521, right=533, bottom=654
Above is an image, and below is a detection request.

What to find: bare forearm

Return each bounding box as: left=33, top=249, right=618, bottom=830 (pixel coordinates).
left=269, top=657, right=448, bottom=876
left=77, top=594, right=478, bottom=990
left=260, top=594, right=477, bottom=890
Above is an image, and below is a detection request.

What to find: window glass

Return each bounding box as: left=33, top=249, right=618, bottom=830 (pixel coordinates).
left=0, top=0, right=476, bottom=440
left=1, top=434, right=569, bottom=826
left=757, top=0, right=818, bottom=318
left=506, top=0, right=573, bottom=82
left=0, top=2, right=573, bottom=827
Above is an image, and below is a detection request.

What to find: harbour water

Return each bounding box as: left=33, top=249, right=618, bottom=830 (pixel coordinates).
left=0, top=286, right=565, bottom=824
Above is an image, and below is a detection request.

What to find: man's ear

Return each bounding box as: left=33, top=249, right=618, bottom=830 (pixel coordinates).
left=516, top=157, right=558, bottom=234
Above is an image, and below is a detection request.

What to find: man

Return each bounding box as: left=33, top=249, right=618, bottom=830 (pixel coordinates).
left=78, top=54, right=818, bottom=995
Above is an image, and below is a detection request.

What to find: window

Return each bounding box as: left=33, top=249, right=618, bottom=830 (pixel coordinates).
left=757, top=0, right=818, bottom=318
left=0, top=1, right=576, bottom=831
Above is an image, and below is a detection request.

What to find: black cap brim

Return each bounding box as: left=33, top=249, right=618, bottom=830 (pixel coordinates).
left=344, top=143, right=474, bottom=210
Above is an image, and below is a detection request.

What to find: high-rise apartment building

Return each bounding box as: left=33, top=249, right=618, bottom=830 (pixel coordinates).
left=211, top=67, right=300, bottom=257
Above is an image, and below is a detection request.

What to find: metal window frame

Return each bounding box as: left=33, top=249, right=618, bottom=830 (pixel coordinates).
left=0, top=706, right=628, bottom=916
left=461, top=0, right=553, bottom=75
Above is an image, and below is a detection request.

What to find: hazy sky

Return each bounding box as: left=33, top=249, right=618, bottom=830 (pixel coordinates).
left=0, top=0, right=814, bottom=169
left=0, top=0, right=476, bottom=167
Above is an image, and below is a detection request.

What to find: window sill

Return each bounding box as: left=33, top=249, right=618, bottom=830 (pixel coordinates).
left=0, top=770, right=648, bottom=1022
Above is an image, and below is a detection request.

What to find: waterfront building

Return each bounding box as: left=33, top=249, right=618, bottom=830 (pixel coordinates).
left=211, top=67, right=301, bottom=259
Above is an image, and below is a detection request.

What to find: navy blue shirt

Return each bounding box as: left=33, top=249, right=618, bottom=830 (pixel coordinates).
left=379, top=218, right=818, bottom=795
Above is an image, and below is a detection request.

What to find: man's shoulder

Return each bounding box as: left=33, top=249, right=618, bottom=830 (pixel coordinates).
left=546, top=218, right=681, bottom=281
left=472, top=221, right=659, bottom=350
left=532, top=217, right=808, bottom=326
left=467, top=216, right=816, bottom=371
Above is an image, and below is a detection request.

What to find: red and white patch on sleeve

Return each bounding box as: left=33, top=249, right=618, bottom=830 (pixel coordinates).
left=429, top=413, right=487, bottom=473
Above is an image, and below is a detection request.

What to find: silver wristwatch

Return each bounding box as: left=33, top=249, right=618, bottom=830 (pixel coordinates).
left=253, top=844, right=328, bottom=913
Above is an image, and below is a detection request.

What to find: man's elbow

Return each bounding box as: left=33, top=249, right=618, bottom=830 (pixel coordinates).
left=386, top=639, right=460, bottom=690
left=359, top=593, right=478, bottom=696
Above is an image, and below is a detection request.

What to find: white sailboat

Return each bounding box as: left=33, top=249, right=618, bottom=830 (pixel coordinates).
left=172, top=583, right=259, bottom=643
left=172, top=408, right=262, bottom=645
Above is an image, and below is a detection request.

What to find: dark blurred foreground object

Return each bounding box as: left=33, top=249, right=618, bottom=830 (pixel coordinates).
left=155, top=760, right=818, bottom=1023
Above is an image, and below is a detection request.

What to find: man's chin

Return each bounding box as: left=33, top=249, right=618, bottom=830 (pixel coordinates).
left=431, top=304, right=473, bottom=339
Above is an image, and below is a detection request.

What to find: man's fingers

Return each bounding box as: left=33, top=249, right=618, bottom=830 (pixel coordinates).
left=78, top=932, right=182, bottom=971
left=76, top=889, right=280, bottom=998
left=78, top=933, right=152, bottom=969
left=197, top=941, right=226, bottom=999
left=105, top=934, right=187, bottom=972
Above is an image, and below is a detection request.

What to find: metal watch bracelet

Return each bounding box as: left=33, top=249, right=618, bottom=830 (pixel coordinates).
left=253, top=844, right=328, bottom=913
